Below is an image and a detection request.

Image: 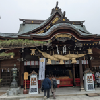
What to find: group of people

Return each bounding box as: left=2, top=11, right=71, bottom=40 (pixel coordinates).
left=95, top=70, right=100, bottom=87
left=42, top=75, right=57, bottom=100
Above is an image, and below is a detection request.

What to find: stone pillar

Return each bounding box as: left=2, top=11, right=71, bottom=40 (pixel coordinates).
left=79, top=57, right=84, bottom=91
left=73, top=64, right=76, bottom=86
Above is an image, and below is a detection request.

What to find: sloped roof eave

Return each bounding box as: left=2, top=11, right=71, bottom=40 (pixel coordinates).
left=30, top=23, right=95, bottom=38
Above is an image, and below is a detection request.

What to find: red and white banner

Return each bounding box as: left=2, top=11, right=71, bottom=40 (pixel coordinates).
left=24, top=60, right=88, bottom=66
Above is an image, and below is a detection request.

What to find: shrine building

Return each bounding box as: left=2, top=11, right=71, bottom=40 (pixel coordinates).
left=0, top=2, right=100, bottom=91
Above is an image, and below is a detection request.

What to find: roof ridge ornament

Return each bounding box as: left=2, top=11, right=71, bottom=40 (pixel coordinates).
left=55, top=1, right=58, bottom=8
left=63, top=11, right=65, bottom=19
left=51, top=1, right=62, bottom=15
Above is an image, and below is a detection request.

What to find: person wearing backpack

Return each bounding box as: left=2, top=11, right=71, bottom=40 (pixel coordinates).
left=51, top=75, right=57, bottom=99
left=42, top=75, right=51, bottom=100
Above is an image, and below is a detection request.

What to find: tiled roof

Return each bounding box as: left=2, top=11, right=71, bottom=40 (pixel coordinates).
left=18, top=12, right=61, bottom=35
left=30, top=23, right=94, bottom=37
left=18, top=24, right=39, bottom=35
left=0, top=33, right=18, bottom=38
left=0, top=23, right=95, bottom=38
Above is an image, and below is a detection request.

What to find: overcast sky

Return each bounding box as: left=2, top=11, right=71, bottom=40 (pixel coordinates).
left=0, top=0, right=100, bottom=34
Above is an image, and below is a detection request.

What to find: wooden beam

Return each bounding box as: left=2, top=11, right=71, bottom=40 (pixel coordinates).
left=0, top=44, right=48, bottom=50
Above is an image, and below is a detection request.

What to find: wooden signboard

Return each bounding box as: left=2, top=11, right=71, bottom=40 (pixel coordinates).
left=24, top=72, right=28, bottom=80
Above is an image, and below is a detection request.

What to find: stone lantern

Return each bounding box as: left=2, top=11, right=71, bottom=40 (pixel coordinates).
left=7, top=65, right=21, bottom=96
left=10, top=67, right=18, bottom=88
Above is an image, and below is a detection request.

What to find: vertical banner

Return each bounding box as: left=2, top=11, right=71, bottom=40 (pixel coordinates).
left=39, top=58, right=46, bottom=80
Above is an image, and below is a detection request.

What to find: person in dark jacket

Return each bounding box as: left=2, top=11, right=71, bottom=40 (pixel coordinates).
left=42, top=75, right=51, bottom=99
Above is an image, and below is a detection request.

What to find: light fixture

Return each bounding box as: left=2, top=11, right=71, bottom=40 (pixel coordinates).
left=30, top=49, right=36, bottom=55
left=11, top=55, right=13, bottom=58
left=79, top=48, right=81, bottom=50
left=88, top=48, right=92, bottom=54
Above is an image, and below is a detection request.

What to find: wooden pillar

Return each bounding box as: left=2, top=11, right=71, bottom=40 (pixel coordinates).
left=73, top=64, right=76, bottom=86
left=20, top=61, right=24, bottom=88
left=79, top=57, right=84, bottom=91
left=20, top=48, right=24, bottom=88
left=88, top=55, right=92, bottom=70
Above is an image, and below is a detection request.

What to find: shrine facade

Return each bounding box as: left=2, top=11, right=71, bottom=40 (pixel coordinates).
left=0, top=2, right=100, bottom=90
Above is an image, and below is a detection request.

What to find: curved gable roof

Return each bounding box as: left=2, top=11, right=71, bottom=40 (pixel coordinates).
left=30, top=23, right=94, bottom=38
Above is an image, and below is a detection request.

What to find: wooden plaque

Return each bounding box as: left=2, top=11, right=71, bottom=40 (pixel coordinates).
left=24, top=72, right=28, bottom=80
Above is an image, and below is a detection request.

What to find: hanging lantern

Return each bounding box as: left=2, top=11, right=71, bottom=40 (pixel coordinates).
left=30, top=49, right=36, bottom=55
left=59, top=60, right=64, bottom=64
left=71, top=58, right=77, bottom=64
left=47, top=59, right=51, bottom=64
left=11, top=55, right=13, bottom=58
left=88, top=48, right=92, bottom=54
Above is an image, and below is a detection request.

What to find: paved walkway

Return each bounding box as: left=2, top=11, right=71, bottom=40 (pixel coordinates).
left=0, top=87, right=100, bottom=100
left=20, top=95, right=100, bottom=100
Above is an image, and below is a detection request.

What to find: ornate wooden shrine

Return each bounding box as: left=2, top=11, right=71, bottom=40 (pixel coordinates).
left=0, top=2, right=100, bottom=90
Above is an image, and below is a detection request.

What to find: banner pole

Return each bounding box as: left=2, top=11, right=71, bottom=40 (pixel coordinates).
left=25, top=80, right=26, bottom=90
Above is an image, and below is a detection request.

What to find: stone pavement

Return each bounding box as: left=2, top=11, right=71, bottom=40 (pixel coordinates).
left=20, top=95, right=100, bottom=100
left=0, top=87, right=100, bottom=100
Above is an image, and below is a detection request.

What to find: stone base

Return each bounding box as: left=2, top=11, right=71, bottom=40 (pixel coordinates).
left=10, top=81, right=18, bottom=88
left=7, top=87, right=21, bottom=96
left=23, top=89, right=28, bottom=94
left=80, top=88, right=85, bottom=92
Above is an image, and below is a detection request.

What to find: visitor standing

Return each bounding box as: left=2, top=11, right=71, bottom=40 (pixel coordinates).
left=95, top=70, right=100, bottom=87
left=42, top=75, right=51, bottom=100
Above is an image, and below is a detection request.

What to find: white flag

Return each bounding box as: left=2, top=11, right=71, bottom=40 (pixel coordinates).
left=39, top=58, right=46, bottom=80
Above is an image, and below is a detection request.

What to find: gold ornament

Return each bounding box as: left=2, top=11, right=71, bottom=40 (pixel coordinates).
left=71, top=58, right=77, bottom=64
left=37, top=30, right=44, bottom=34
left=40, top=58, right=44, bottom=62
left=30, top=49, right=36, bottom=55
left=52, top=17, right=59, bottom=24
left=47, top=59, right=51, bottom=64
left=59, top=60, right=64, bottom=64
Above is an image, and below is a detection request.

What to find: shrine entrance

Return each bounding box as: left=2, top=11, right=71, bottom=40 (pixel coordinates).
left=45, top=63, right=80, bottom=88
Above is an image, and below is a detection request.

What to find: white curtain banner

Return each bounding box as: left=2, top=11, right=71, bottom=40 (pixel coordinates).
left=39, top=58, right=46, bottom=80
